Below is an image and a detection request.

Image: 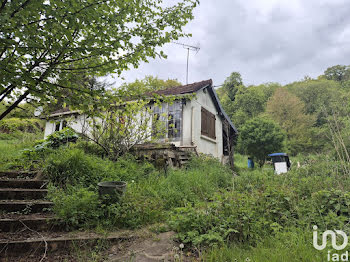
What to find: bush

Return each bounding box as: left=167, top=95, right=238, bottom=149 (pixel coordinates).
left=203, top=228, right=328, bottom=262
left=44, top=148, right=120, bottom=188
left=110, top=186, right=166, bottom=228
left=168, top=155, right=350, bottom=247
left=158, top=155, right=233, bottom=209
left=237, top=117, right=285, bottom=166
left=168, top=191, right=271, bottom=247
left=45, top=127, right=79, bottom=148
left=48, top=186, right=102, bottom=229
left=0, top=118, right=43, bottom=133
left=73, top=140, right=107, bottom=158
left=22, top=128, right=79, bottom=161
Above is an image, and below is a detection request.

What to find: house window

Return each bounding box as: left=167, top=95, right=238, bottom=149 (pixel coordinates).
left=55, top=122, right=61, bottom=131
left=54, top=120, right=68, bottom=132
left=201, top=107, right=216, bottom=139
left=62, top=120, right=67, bottom=129
left=153, top=101, right=182, bottom=140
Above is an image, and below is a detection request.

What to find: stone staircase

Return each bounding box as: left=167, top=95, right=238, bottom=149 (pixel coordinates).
left=0, top=170, right=133, bottom=260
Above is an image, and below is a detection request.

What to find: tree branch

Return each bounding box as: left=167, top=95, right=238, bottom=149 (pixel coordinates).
left=10, top=0, right=32, bottom=18
left=26, top=0, right=109, bottom=26
left=0, top=0, right=7, bottom=13
left=0, top=90, right=30, bottom=120
left=0, top=84, right=15, bottom=103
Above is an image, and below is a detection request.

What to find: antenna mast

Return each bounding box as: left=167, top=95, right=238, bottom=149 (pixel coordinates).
left=172, top=42, right=200, bottom=84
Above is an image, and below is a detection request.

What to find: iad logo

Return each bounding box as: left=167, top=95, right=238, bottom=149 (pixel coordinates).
left=313, top=225, right=348, bottom=251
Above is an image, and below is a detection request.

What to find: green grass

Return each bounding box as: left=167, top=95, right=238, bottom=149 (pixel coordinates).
left=234, top=153, right=247, bottom=170
left=0, top=133, right=42, bottom=170
left=203, top=229, right=329, bottom=262
left=2, top=134, right=349, bottom=261
left=234, top=153, right=275, bottom=173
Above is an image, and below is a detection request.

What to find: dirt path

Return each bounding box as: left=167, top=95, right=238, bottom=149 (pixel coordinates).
left=107, top=231, right=191, bottom=262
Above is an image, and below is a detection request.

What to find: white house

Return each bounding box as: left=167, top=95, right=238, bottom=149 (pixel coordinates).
left=44, top=79, right=238, bottom=163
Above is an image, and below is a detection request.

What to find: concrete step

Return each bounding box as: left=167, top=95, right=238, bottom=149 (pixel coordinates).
left=0, top=171, right=37, bottom=179
left=0, top=179, right=48, bottom=189
left=0, top=214, right=60, bottom=233
left=0, top=188, right=48, bottom=200
left=0, top=230, right=134, bottom=257
left=0, top=200, right=53, bottom=213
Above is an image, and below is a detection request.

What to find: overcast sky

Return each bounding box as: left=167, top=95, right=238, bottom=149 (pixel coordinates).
left=110, top=0, right=350, bottom=87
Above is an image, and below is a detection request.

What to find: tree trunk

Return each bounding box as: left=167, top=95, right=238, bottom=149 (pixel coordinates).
left=0, top=90, right=29, bottom=120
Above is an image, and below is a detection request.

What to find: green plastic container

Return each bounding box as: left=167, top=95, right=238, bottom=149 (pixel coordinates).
left=98, top=181, right=127, bottom=201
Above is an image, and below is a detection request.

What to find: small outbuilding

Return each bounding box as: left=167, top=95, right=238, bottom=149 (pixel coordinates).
left=268, top=153, right=291, bottom=174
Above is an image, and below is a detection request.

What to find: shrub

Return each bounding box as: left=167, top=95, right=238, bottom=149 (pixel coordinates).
left=73, top=140, right=107, bottom=158
left=168, top=155, right=350, bottom=247
left=158, top=155, right=233, bottom=209
left=44, top=148, right=120, bottom=188
left=203, top=228, right=328, bottom=262
left=238, top=117, right=285, bottom=166
left=110, top=186, right=166, bottom=228
left=112, top=154, right=157, bottom=182
left=48, top=186, right=102, bottom=229
left=22, top=128, right=79, bottom=161
left=0, top=118, right=43, bottom=133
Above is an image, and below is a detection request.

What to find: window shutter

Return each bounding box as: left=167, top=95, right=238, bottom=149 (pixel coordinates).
left=201, top=107, right=216, bottom=139
left=210, top=113, right=216, bottom=139
left=201, top=108, right=208, bottom=136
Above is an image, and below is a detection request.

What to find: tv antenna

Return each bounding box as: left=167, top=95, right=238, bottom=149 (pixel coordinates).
left=172, top=42, right=200, bottom=84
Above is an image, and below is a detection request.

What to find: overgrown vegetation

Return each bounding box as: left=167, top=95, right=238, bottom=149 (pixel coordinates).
left=9, top=131, right=350, bottom=261
left=45, top=147, right=233, bottom=230
left=217, top=65, right=350, bottom=163
left=2, top=65, right=350, bottom=260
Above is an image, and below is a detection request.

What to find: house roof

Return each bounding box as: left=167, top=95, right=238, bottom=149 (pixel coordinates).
left=48, top=79, right=237, bottom=134
left=48, top=107, right=79, bottom=118
left=148, top=79, right=213, bottom=96
left=268, top=153, right=288, bottom=157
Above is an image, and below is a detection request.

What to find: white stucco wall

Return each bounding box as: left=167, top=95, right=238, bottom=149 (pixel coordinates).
left=182, top=89, right=223, bottom=159
left=44, top=115, right=88, bottom=138
left=44, top=112, right=152, bottom=141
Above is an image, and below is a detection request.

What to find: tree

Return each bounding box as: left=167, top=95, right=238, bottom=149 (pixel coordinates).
left=223, top=85, right=268, bottom=128
left=324, top=65, right=350, bottom=82
left=238, top=117, right=285, bottom=167
left=222, top=72, right=243, bottom=102
left=78, top=82, right=180, bottom=161
left=0, top=0, right=198, bottom=120
left=233, top=86, right=266, bottom=117
left=119, top=76, right=181, bottom=94
left=286, top=79, right=344, bottom=126
left=266, top=88, right=316, bottom=154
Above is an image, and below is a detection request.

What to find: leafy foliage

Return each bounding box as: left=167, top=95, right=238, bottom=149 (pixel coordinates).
left=44, top=150, right=233, bottom=229
left=169, top=154, right=350, bottom=247
left=22, top=127, right=79, bottom=160
left=44, top=147, right=121, bottom=188
left=266, top=88, right=316, bottom=154
left=118, top=76, right=182, bottom=94
left=49, top=186, right=102, bottom=229
left=238, top=117, right=285, bottom=166
left=219, top=65, right=350, bottom=155
left=0, top=118, right=43, bottom=133
left=203, top=229, right=328, bottom=262
left=221, top=72, right=243, bottom=102
left=45, top=127, right=79, bottom=148
left=0, top=0, right=198, bottom=119
left=324, top=65, right=350, bottom=82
